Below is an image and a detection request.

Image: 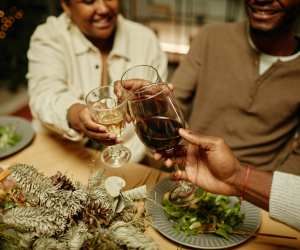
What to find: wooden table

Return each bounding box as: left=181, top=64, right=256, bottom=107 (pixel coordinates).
left=1, top=133, right=300, bottom=249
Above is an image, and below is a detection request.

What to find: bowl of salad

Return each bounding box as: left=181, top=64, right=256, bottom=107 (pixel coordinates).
left=146, top=178, right=261, bottom=249
left=0, top=116, right=35, bottom=158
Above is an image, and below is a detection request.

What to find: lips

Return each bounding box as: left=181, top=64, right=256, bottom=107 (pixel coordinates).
left=92, top=16, right=114, bottom=29
left=248, top=5, right=282, bottom=20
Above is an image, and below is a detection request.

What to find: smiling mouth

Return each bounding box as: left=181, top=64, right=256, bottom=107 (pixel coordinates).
left=92, top=16, right=114, bottom=29
left=248, top=5, right=283, bottom=18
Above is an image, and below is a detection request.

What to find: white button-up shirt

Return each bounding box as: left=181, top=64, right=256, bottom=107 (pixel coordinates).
left=27, top=13, right=168, bottom=163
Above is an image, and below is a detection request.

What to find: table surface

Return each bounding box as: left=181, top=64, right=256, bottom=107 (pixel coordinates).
left=1, top=133, right=299, bottom=250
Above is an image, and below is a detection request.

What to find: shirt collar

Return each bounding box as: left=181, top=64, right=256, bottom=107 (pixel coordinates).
left=66, top=13, right=129, bottom=60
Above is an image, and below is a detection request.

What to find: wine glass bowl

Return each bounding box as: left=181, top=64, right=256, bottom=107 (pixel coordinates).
left=128, top=84, right=185, bottom=154
left=85, top=86, right=131, bottom=168
left=121, top=64, right=162, bottom=89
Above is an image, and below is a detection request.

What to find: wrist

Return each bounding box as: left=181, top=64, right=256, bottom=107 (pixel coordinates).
left=228, top=164, right=253, bottom=199
left=226, top=162, right=245, bottom=189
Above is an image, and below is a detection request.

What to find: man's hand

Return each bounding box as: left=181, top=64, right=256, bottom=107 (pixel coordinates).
left=67, top=103, right=117, bottom=145
left=158, top=128, right=243, bottom=196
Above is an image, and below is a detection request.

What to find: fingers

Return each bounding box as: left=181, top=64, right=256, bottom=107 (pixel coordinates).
left=79, top=108, right=106, bottom=132
left=121, top=79, right=150, bottom=92
left=167, top=83, right=174, bottom=90
left=77, top=108, right=119, bottom=144
left=153, top=153, right=173, bottom=166
left=172, top=170, right=188, bottom=181
left=179, top=128, right=222, bottom=150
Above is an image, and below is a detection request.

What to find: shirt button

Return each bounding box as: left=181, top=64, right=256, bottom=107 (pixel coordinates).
left=95, top=65, right=99, bottom=69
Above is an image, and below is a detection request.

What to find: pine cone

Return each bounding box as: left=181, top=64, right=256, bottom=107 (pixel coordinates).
left=50, top=172, right=76, bottom=191
left=81, top=201, right=112, bottom=226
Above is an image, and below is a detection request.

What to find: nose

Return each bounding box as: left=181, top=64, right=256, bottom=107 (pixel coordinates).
left=94, top=0, right=110, bottom=14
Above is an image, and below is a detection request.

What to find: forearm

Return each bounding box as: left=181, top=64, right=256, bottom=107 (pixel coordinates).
left=232, top=166, right=273, bottom=211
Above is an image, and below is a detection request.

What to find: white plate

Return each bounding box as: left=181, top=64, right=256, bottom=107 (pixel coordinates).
left=0, top=116, right=35, bottom=159
left=146, top=178, right=261, bottom=249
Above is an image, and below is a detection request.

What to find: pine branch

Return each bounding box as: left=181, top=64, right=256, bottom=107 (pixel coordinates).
left=9, top=164, right=87, bottom=219
left=110, top=221, right=159, bottom=250
left=32, top=237, right=67, bottom=250
left=9, top=164, right=57, bottom=195
left=63, top=222, right=90, bottom=250
left=3, top=207, right=67, bottom=236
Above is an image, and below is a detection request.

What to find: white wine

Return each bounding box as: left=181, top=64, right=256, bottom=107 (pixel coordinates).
left=94, top=110, right=125, bottom=136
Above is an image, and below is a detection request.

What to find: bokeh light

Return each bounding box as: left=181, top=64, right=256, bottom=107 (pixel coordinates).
left=0, top=7, right=24, bottom=40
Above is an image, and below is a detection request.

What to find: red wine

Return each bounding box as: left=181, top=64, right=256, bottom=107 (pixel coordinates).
left=135, top=116, right=183, bottom=151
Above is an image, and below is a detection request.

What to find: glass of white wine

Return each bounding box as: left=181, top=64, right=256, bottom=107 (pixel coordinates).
left=85, top=85, right=131, bottom=168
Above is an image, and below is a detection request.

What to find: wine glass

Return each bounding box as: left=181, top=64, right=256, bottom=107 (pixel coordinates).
left=128, top=83, right=185, bottom=156
left=85, top=85, right=131, bottom=168
left=121, top=64, right=162, bottom=88
left=128, top=83, right=192, bottom=189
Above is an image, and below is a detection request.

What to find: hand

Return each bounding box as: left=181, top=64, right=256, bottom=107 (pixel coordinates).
left=117, top=79, right=174, bottom=93
left=157, top=129, right=243, bottom=196
left=118, top=79, right=151, bottom=92
left=67, top=103, right=117, bottom=145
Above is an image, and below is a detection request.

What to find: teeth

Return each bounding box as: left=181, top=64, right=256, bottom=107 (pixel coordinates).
left=250, top=6, right=276, bottom=17
left=93, top=18, right=110, bottom=28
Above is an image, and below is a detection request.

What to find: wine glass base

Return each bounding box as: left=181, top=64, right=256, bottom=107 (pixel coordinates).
left=101, top=145, right=131, bottom=168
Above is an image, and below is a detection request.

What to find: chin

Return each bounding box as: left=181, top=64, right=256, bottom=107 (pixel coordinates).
left=249, top=21, right=276, bottom=32
left=92, top=27, right=115, bottom=40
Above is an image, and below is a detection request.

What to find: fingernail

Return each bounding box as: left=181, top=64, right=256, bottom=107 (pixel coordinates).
left=116, top=138, right=122, bottom=143
left=98, top=127, right=106, bottom=132
left=109, top=134, right=116, bottom=139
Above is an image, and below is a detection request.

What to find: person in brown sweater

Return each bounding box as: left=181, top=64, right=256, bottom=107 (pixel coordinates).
left=172, top=0, right=300, bottom=174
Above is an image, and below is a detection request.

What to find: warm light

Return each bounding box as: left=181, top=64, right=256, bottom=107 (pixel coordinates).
left=9, top=16, right=15, bottom=23
left=0, top=31, right=6, bottom=39
left=1, top=25, right=8, bottom=31
left=0, top=7, right=24, bottom=39
left=4, top=20, right=12, bottom=28
left=1, top=17, right=8, bottom=23
left=160, top=42, right=190, bottom=54
left=15, top=10, right=24, bottom=19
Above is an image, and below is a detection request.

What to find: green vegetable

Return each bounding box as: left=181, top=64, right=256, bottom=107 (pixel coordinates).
left=0, top=125, right=22, bottom=152
left=162, top=187, right=244, bottom=239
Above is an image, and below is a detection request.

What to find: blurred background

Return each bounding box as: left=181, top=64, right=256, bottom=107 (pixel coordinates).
left=0, top=0, right=249, bottom=120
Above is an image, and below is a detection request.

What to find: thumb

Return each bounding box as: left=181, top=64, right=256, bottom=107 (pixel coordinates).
left=179, top=128, right=216, bottom=151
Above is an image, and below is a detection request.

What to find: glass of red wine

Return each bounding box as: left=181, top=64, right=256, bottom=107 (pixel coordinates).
left=128, top=83, right=193, bottom=190
left=128, top=83, right=185, bottom=159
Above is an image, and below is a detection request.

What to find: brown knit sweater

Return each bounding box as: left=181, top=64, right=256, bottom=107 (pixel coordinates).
left=172, top=21, right=300, bottom=174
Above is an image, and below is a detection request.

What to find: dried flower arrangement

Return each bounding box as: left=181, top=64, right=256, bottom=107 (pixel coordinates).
left=0, top=164, right=158, bottom=250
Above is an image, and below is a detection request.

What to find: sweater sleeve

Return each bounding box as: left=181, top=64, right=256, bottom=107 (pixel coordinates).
left=27, top=20, right=83, bottom=141
left=269, top=171, right=300, bottom=231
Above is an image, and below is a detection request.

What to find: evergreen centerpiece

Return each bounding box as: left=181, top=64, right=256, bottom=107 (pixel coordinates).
left=0, top=164, right=158, bottom=250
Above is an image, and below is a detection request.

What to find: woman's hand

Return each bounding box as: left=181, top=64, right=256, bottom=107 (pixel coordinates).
left=67, top=103, right=117, bottom=145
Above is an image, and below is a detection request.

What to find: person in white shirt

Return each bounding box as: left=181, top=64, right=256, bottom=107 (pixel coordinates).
left=160, top=128, right=300, bottom=231
left=27, top=0, right=168, bottom=163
